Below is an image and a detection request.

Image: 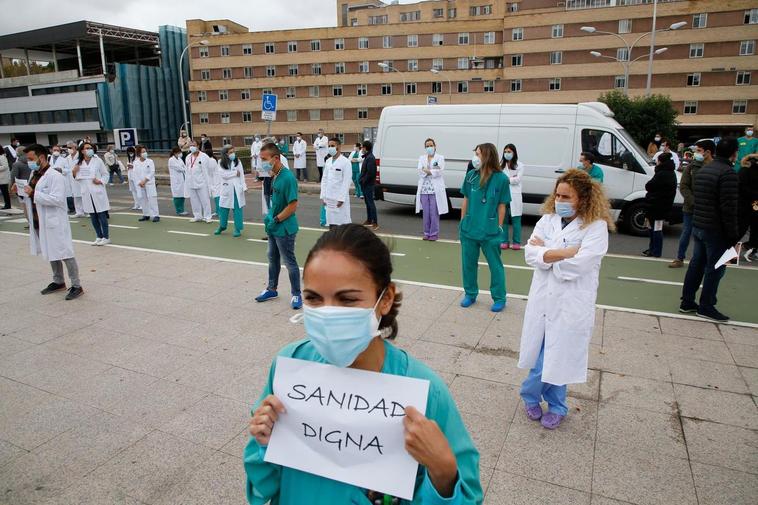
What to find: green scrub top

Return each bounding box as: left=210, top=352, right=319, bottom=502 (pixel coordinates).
left=267, top=167, right=299, bottom=236
left=244, top=339, right=483, bottom=505
left=736, top=136, right=758, bottom=172
left=459, top=170, right=511, bottom=241
left=278, top=142, right=289, bottom=155
left=350, top=151, right=361, bottom=170
left=588, top=164, right=604, bottom=183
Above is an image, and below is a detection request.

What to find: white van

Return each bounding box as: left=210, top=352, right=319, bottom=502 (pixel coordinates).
left=373, top=102, right=682, bottom=235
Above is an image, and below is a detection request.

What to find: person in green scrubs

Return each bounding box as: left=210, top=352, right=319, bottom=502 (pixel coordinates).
left=349, top=142, right=364, bottom=198
left=736, top=125, right=758, bottom=173
left=579, top=152, right=604, bottom=183
left=459, top=143, right=511, bottom=312
left=245, top=224, right=483, bottom=505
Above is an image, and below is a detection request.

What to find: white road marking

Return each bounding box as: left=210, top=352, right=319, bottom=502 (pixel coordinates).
left=109, top=224, right=140, bottom=230
left=246, top=239, right=268, bottom=243
left=167, top=230, right=209, bottom=237
left=390, top=252, right=406, bottom=257
left=478, top=262, right=534, bottom=271
left=617, top=276, right=684, bottom=287
left=4, top=218, right=27, bottom=223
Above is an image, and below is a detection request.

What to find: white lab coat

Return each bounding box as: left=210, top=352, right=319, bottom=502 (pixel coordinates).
left=184, top=152, right=211, bottom=195
left=652, top=150, right=681, bottom=170
left=519, top=214, right=608, bottom=385
left=32, top=168, right=75, bottom=261
left=76, top=156, right=110, bottom=213
left=168, top=155, right=186, bottom=197
left=415, top=153, right=449, bottom=215
left=61, top=156, right=79, bottom=198
left=320, top=154, right=352, bottom=225
left=132, top=158, right=158, bottom=198
left=251, top=140, right=263, bottom=170
left=292, top=139, right=307, bottom=169
left=505, top=160, right=524, bottom=217
left=218, top=159, right=246, bottom=209
left=206, top=157, right=221, bottom=198
left=313, top=136, right=328, bottom=167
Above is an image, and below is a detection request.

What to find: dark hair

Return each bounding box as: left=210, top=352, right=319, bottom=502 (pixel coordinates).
left=24, top=143, right=48, bottom=158
left=362, top=140, right=373, bottom=152
left=715, top=137, right=738, bottom=159
left=329, top=137, right=341, bottom=145
left=695, top=139, right=716, bottom=157
left=580, top=151, right=595, bottom=164
left=424, top=138, right=436, bottom=147
left=77, top=142, right=95, bottom=163
left=657, top=151, right=673, bottom=166
left=501, top=143, right=519, bottom=170
left=134, top=144, right=145, bottom=155
left=170, top=146, right=181, bottom=156
left=355, top=142, right=362, bottom=148
left=260, top=142, right=281, bottom=157
left=297, top=132, right=303, bottom=136
left=305, top=224, right=402, bottom=339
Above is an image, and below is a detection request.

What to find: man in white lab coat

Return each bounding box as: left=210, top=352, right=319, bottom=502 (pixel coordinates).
left=313, top=129, right=328, bottom=181
left=320, top=137, right=353, bottom=228
left=292, top=132, right=307, bottom=181
left=23, top=144, right=83, bottom=300
left=251, top=135, right=263, bottom=172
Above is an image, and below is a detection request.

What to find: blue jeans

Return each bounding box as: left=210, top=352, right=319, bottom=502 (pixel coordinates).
left=361, top=184, right=377, bottom=224
left=520, top=339, right=568, bottom=416
left=681, top=226, right=728, bottom=311
left=89, top=211, right=109, bottom=239
left=267, top=232, right=301, bottom=297
left=676, top=212, right=693, bottom=261
left=648, top=228, right=663, bottom=257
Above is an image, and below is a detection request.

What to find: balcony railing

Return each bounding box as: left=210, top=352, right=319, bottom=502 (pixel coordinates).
left=565, top=0, right=680, bottom=10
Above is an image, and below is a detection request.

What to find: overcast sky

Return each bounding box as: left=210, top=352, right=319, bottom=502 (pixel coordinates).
left=2, top=0, right=420, bottom=34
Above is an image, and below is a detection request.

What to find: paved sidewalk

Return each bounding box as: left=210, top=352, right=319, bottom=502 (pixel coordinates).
left=0, top=234, right=755, bottom=505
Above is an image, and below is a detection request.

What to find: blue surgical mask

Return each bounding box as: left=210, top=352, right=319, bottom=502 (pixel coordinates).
left=28, top=161, right=39, bottom=170
left=229, top=153, right=237, bottom=161
left=189, top=146, right=198, bottom=153
left=504, top=152, right=514, bottom=161
left=555, top=201, right=575, bottom=219
left=327, top=146, right=338, bottom=157
left=693, top=152, right=704, bottom=162
left=85, top=149, right=94, bottom=157
left=140, top=151, right=148, bottom=159
left=297, top=289, right=386, bottom=367
left=471, top=156, right=481, bottom=170
left=261, top=161, right=272, bottom=171
left=426, top=146, right=435, bottom=156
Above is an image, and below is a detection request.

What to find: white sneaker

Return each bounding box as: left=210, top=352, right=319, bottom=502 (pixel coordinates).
left=100, top=238, right=111, bottom=246
left=744, top=248, right=755, bottom=262
left=189, top=217, right=201, bottom=223
left=92, top=238, right=103, bottom=246
left=204, top=218, right=213, bottom=223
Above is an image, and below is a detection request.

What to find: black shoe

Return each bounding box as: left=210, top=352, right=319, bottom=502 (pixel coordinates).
left=641, top=249, right=653, bottom=257
left=679, top=300, right=698, bottom=313
left=65, top=286, right=84, bottom=300
left=696, top=307, right=729, bottom=322
left=152, top=216, right=160, bottom=222
left=41, top=282, right=66, bottom=295
left=138, top=216, right=150, bottom=222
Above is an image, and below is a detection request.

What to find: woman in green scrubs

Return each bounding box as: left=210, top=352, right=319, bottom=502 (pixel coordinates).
left=459, top=143, right=511, bottom=312
left=245, top=224, right=482, bottom=505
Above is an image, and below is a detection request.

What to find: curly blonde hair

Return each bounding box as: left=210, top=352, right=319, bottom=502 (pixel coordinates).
left=541, top=169, right=616, bottom=231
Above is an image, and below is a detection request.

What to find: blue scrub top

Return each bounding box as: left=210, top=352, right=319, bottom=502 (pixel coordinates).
left=244, top=339, right=483, bottom=505
left=459, top=170, right=510, bottom=241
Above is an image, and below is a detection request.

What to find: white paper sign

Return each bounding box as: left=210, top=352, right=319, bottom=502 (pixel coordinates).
left=264, top=356, right=430, bottom=500
left=715, top=245, right=740, bottom=269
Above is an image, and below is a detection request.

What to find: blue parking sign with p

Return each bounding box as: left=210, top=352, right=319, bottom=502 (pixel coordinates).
left=114, top=128, right=138, bottom=150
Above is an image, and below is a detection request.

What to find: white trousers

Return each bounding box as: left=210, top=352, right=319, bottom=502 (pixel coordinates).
left=73, top=196, right=84, bottom=216
left=188, top=187, right=212, bottom=220
left=140, top=194, right=159, bottom=218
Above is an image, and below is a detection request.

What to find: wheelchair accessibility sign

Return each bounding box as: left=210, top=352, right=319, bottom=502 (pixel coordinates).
left=261, top=94, right=277, bottom=121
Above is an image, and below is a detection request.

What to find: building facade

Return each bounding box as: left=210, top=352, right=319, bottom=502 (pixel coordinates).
left=187, top=0, right=758, bottom=148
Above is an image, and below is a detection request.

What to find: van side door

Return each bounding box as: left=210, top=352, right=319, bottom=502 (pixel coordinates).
left=580, top=128, right=639, bottom=208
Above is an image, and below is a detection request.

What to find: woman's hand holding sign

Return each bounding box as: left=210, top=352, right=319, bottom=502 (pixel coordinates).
left=403, top=406, right=458, bottom=498
left=250, top=394, right=286, bottom=446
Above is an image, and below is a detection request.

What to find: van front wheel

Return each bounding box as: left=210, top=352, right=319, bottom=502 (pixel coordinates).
left=622, top=201, right=648, bottom=237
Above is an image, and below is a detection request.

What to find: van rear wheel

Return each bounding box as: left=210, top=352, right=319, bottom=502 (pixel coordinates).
left=622, top=201, right=648, bottom=236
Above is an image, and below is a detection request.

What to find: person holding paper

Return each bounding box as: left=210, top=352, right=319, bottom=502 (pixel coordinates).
left=74, top=142, right=111, bottom=246
left=320, top=137, right=352, bottom=228
left=519, top=169, right=613, bottom=429
left=132, top=145, right=160, bottom=223
left=245, top=224, right=482, bottom=504
left=642, top=152, right=677, bottom=258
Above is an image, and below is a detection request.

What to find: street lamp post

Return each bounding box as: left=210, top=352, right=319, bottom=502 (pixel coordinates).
left=377, top=62, right=406, bottom=100
left=178, top=39, right=209, bottom=139
left=590, top=48, right=668, bottom=96
left=581, top=20, right=685, bottom=96
left=430, top=68, right=452, bottom=104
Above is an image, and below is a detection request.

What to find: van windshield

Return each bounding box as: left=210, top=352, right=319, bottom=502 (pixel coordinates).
left=617, top=128, right=653, bottom=165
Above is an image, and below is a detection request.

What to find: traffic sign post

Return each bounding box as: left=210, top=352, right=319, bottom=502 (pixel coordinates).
left=427, top=96, right=438, bottom=105
left=262, top=94, right=277, bottom=136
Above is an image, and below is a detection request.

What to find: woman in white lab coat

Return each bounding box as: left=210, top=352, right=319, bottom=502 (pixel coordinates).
left=214, top=145, right=246, bottom=237
left=518, top=169, right=613, bottom=430
left=65, top=142, right=85, bottom=217
left=132, top=145, right=159, bottom=222
left=184, top=141, right=213, bottom=223
left=206, top=153, right=221, bottom=217
left=320, top=138, right=353, bottom=227
left=125, top=146, right=140, bottom=211
left=74, top=142, right=111, bottom=245
left=500, top=144, right=525, bottom=250
left=415, top=138, right=449, bottom=241
left=168, top=147, right=188, bottom=215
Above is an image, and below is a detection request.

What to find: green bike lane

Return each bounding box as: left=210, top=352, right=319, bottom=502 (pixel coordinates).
left=1, top=211, right=756, bottom=326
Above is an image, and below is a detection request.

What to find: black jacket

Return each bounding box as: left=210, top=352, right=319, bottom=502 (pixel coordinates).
left=644, top=160, right=678, bottom=221
left=693, top=156, right=740, bottom=244
left=738, top=159, right=758, bottom=238
left=359, top=152, right=377, bottom=187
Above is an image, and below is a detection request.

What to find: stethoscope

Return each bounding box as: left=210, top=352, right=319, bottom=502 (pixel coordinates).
left=466, top=169, right=491, bottom=204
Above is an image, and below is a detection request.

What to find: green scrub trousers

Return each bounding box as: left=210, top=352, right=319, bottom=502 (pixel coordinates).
left=461, top=233, right=506, bottom=303
left=217, top=193, right=244, bottom=234
left=172, top=197, right=185, bottom=214
left=351, top=162, right=363, bottom=197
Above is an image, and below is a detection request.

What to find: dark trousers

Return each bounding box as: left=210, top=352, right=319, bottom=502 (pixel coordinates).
left=746, top=210, right=758, bottom=249
left=262, top=177, right=272, bottom=209
left=648, top=229, right=664, bottom=257
left=0, top=184, right=9, bottom=209
left=361, top=183, right=377, bottom=224
left=89, top=211, right=109, bottom=239
left=66, top=196, right=75, bottom=213
left=109, top=165, right=124, bottom=184
left=681, top=227, right=728, bottom=311
left=317, top=165, right=324, bottom=182
left=676, top=212, right=693, bottom=261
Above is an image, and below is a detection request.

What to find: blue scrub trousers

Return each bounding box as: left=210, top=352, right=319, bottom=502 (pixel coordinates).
left=520, top=339, right=568, bottom=416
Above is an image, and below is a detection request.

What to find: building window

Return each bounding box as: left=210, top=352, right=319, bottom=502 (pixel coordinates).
left=457, top=81, right=469, bottom=93
left=406, top=82, right=417, bottom=95
left=289, top=64, right=298, bottom=76
left=199, top=113, right=209, bottom=124
left=407, top=59, right=418, bottom=72
left=433, top=8, right=444, bottom=18
left=334, top=108, right=344, bottom=121
left=510, top=79, right=522, bottom=92
left=219, top=89, right=228, bottom=101
left=359, top=37, right=369, bottom=49
left=433, top=33, right=444, bottom=46
left=335, top=62, right=346, bottom=74
left=508, top=2, right=519, bottom=12
left=614, top=75, right=626, bottom=89
left=617, top=48, right=629, bottom=61
left=357, top=84, right=367, bottom=96
left=483, top=31, right=496, bottom=44
left=683, top=101, right=698, bottom=115
left=358, top=109, right=368, bottom=119
left=746, top=8, right=758, bottom=24
left=310, top=40, right=321, bottom=51
left=739, top=40, right=755, bottom=56
left=286, top=87, right=296, bottom=98
left=288, top=41, right=297, bottom=53
left=458, top=57, right=469, bottom=70
left=369, top=15, right=388, bottom=25
left=733, top=100, right=748, bottom=114
left=736, top=71, right=752, bottom=85
left=221, top=45, right=230, bottom=56
left=242, top=44, right=252, bottom=55
left=359, top=61, right=369, bottom=73
left=309, top=109, right=320, bottom=121
left=312, top=63, right=322, bottom=75
left=512, top=28, right=523, bottom=41
left=484, top=80, right=495, bottom=92
left=334, top=38, right=345, bottom=50
left=458, top=32, right=470, bottom=45
left=433, top=58, right=444, bottom=70
left=287, top=110, right=297, bottom=122
left=199, top=46, right=209, bottom=58
left=333, top=85, right=343, bottom=97
left=266, top=65, right=276, bottom=77
left=381, top=60, right=392, bottom=72
left=383, top=35, right=392, bottom=48
left=244, top=66, right=253, bottom=78
left=262, top=87, right=273, bottom=95
left=381, top=84, right=392, bottom=95
left=265, top=43, right=275, bottom=54
left=511, top=54, right=523, bottom=67
left=687, top=73, right=701, bottom=86
left=549, top=78, right=561, bottom=91
left=550, top=51, right=563, bottom=65
left=432, top=82, right=442, bottom=93
left=448, top=8, right=457, bottom=18
left=200, top=69, right=210, bottom=80
left=242, top=111, right=253, bottom=123
left=244, top=136, right=254, bottom=146
left=309, top=86, right=319, bottom=97
left=241, top=89, right=251, bottom=100
left=693, top=13, right=707, bottom=28
left=197, top=90, right=207, bottom=102
left=221, top=112, right=230, bottom=124
left=552, top=25, right=564, bottom=38
left=407, top=35, right=418, bottom=48
left=400, top=11, right=421, bottom=22
left=689, top=43, right=704, bottom=58
left=470, top=5, right=492, bottom=16
left=222, top=68, right=232, bottom=79
left=619, top=19, right=632, bottom=34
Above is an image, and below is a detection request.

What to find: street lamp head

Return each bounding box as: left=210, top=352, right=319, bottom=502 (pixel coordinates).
left=654, top=47, right=668, bottom=55
left=590, top=51, right=602, bottom=57
left=430, top=68, right=440, bottom=74
left=581, top=26, right=597, bottom=33
left=669, top=21, right=687, bottom=30
left=198, top=40, right=209, bottom=45
left=377, top=62, right=389, bottom=69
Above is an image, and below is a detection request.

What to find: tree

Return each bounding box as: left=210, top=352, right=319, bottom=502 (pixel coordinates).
left=599, top=90, right=679, bottom=148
